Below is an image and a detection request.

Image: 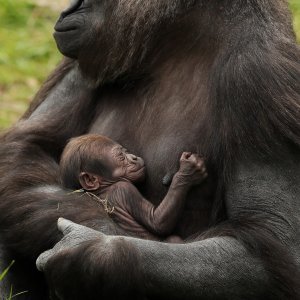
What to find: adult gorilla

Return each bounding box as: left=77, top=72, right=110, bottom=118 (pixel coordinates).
left=0, top=0, right=299, bottom=299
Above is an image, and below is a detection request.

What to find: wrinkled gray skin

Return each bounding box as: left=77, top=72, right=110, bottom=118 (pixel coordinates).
left=37, top=218, right=267, bottom=298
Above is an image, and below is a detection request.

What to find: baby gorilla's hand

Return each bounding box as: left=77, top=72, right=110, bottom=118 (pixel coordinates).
left=175, top=152, right=207, bottom=187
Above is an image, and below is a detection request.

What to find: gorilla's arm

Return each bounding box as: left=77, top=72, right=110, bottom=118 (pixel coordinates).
left=37, top=156, right=300, bottom=299
left=0, top=64, right=120, bottom=260
left=37, top=219, right=268, bottom=300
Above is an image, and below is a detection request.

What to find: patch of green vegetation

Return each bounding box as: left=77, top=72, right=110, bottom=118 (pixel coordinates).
left=0, top=1, right=299, bottom=129
left=0, top=0, right=62, bottom=129
left=290, top=0, right=300, bottom=42
left=0, top=260, right=14, bottom=282
left=0, top=261, right=28, bottom=299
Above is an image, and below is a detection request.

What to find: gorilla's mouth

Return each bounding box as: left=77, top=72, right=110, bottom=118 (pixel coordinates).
left=53, top=25, right=81, bottom=59
left=54, top=24, right=78, bottom=33
left=54, top=0, right=84, bottom=33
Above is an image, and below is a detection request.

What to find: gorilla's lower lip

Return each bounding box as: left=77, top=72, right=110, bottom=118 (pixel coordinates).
left=54, top=26, right=78, bottom=33
left=53, top=31, right=80, bottom=59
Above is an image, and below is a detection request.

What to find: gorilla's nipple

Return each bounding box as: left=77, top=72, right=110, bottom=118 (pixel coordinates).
left=162, top=173, right=174, bottom=186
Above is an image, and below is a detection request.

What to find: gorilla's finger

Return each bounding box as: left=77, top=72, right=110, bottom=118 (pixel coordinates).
left=36, top=249, right=54, bottom=271
left=57, top=218, right=83, bottom=235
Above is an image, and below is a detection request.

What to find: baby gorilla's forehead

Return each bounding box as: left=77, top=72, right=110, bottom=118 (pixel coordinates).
left=108, top=145, right=126, bottom=165
left=111, top=145, right=126, bottom=155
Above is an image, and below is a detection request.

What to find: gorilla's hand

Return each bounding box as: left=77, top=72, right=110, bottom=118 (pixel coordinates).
left=36, top=218, right=142, bottom=300
left=36, top=218, right=103, bottom=271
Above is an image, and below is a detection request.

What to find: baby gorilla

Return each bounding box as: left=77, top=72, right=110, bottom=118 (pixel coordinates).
left=60, top=134, right=207, bottom=242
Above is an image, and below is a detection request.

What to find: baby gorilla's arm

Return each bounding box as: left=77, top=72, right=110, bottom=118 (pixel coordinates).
left=142, top=178, right=189, bottom=236
left=110, top=181, right=185, bottom=237
left=112, top=153, right=207, bottom=237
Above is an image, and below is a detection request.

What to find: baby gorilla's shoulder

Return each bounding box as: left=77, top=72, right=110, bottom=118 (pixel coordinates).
left=109, top=181, right=142, bottom=211
left=111, top=181, right=141, bottom=199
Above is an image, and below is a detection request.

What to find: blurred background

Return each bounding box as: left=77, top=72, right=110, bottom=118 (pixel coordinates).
left=0, top=0, right=299, bottom=129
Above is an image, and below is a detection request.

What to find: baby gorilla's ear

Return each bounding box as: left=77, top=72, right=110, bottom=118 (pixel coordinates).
left=79, top=172, right=102, bottom=191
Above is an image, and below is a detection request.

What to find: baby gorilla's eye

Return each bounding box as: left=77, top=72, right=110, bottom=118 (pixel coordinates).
left=118, top=151, right=126, bottom=161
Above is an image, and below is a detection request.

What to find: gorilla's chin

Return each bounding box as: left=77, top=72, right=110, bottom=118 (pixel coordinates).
left=53, top=31, right=80, bottom=59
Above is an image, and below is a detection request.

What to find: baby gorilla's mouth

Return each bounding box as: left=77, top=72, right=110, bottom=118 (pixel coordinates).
left=128, top=162, right=146, bottom=183
left=134, top=157, right=145, bottom=169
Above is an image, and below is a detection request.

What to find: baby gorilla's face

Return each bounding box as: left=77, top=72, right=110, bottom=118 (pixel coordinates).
left=108, top=145, right=146, bottom=183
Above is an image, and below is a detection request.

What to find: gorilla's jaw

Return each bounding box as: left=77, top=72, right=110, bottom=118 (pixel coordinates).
left=54, top=0, right=197, bottom=85
left=53, top=30, right=80, bottom=59
left=54, top=0, right=104, bottom=59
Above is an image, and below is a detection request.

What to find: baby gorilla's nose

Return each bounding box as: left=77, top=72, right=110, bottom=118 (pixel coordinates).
left=129, top=154, right=137, bottom=161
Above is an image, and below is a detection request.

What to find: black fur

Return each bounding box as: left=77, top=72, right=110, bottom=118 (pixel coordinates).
left=0, top=0, right=299, bottom=299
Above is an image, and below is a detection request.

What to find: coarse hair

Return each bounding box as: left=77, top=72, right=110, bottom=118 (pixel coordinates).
left=60, top=134, right=116, bottom=190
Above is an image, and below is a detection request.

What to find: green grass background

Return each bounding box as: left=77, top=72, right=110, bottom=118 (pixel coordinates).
left=0, top=0, right=299, bottom=129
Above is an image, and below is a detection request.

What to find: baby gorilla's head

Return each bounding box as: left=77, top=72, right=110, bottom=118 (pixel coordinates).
left=60, top=134, right=145, bottom=191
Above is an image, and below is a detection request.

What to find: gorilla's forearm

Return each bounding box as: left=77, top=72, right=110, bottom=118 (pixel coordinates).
left=128, top=236, right=269, bottom=299
left=0, top=187, right=119, bottom=260
left=35, top=221, right=270, bottom=299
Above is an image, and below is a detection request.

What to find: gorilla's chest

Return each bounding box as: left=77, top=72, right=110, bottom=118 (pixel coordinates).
left=89, top=89, right=214, bottom=236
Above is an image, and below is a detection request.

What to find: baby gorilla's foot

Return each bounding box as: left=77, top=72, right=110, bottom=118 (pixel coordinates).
left=164, top=235, right=183, bottom=243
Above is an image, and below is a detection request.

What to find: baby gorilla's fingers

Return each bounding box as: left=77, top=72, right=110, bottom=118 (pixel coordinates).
left=198, top=163, right=206, bottom=173
left=199, top=167, right=207, bottom=174
left=187, top=153, right=200, bottom=164
left=180, top=152, right=192, bottom=160
left=196, top=158, right=205, bottom=166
